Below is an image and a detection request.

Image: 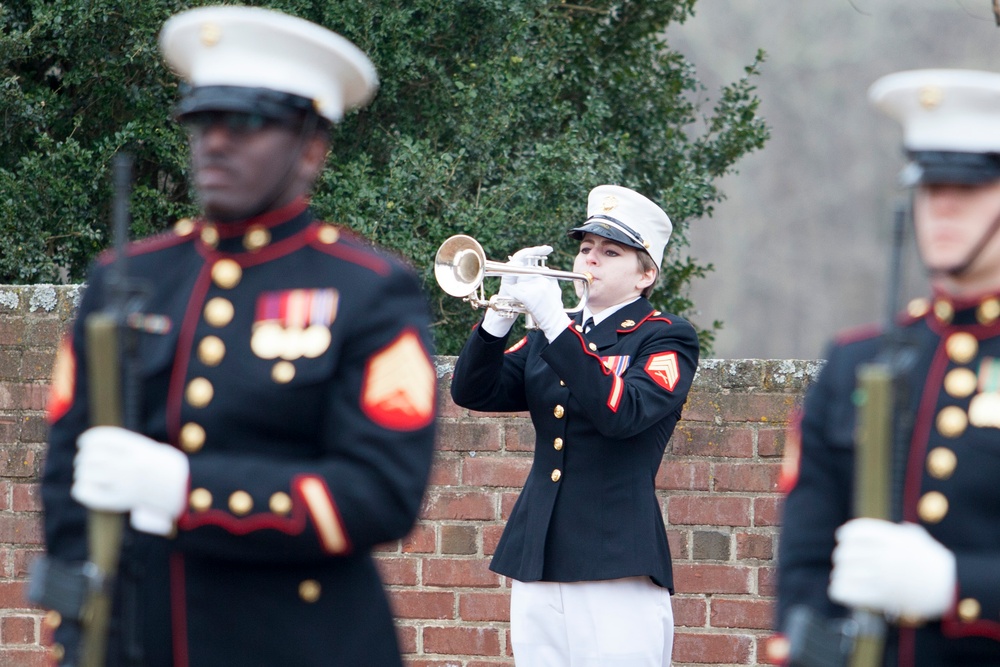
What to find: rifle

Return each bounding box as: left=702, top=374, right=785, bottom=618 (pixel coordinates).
left=785, top=200, right=917, bottom=667
left=30, top=153, right=146, bottom=666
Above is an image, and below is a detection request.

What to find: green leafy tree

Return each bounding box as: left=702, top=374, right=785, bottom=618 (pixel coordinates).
left=1, top=0, right=767, bottom=353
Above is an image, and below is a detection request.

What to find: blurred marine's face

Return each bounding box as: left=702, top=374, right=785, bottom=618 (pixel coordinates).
left=914, top=179, right=1000, bottom=294
left=185, top=111, right=306, bottom=222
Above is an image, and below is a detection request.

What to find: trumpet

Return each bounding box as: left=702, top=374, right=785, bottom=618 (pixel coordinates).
left=434, top=234, right=593, bottom=321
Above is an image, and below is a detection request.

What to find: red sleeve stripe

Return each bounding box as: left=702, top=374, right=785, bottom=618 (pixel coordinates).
left=607, top=374, right=624, bottom=412
left=296, top=475, right=351, bottom=555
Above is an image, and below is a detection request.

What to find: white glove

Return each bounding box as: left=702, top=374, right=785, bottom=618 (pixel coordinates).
left=829, top=518, right=956, bottom=621
left=481, top=244, right=553, bottom=337
left=506, top=275, right=572, bottom=342
left=73, top=426, right=190, bottom=536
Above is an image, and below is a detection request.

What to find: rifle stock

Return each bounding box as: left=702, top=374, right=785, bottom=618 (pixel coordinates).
left=848, top=364, right=893, bottom=667
left=80, top=314, right=126, bottom=667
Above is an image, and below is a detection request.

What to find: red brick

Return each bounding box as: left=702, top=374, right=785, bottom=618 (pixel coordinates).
left=714, top=462, right=781, bottom=493
left=435, top=421, right=502, bottom=452
left=717, top=393, right=799, bottom=424
left=758, top=427, right=787, bottom=457
left=423, top=558, right=502, bottom=588
left=1, top=615, right=36, bottom=644
left=375, top=557, right=419, bottom=586
left=437, top=387, right=465, bottom=419
left=402, top=522, right=436, bottom=554
left=463, top=457, right=531, bottom=487
left=710, top=597, right=775, bottom=630
left=666, top=529, right=690, bottom=560
left=673, top=564, right=752, bottom=595
left=388, top=589, right=455, bottom=620
left=0, top=581, right=31, bottom=610
left=671, top=424, right=753, bottom=458
left=0, top=384, right=48, bottom=411
left=483, top=524, right=505, bottom=555
left=503, top=421, right=535, bottom=452
left=423, top=625, right=500, bottom=656
left=737, top=531, right=774, bottom=561
left=466, top=661, right=513, bottom=667
left=672, top=595, right=707, bottom=627
left=673, top=631, right=753, bottom=664
left=0, top=648, right=48, bottom=667
left=396, top=624, right=418, bottom=653
left=12, top=484, right=41, bottom=513
left=459, top=591, right=510, bottom=622
left=428, top=457, right=461, bottom=486
left=754, top=495, right=783, bottom=526
left=499, top=491, right=520, bottom=520
left=668, top=496, right=751, bottom=527
left=656, top=460, right=711, bottom=491
left=759, top=565, right=778, bottom=597
left=13, top=550, right=44, bottom=578
left=0, top=515, right=43, bottom=545
left=421, top=490, right=496, bottom=521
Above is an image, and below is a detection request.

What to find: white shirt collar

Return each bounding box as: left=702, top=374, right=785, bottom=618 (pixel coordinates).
left=583, top=296, right=642, bottom=327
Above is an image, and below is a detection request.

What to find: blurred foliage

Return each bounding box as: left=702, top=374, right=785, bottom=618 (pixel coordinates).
left=1, top=0, right=767, bottom=354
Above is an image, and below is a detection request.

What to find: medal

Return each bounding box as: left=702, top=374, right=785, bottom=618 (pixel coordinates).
left=969, top=357, right=1000, bottom=429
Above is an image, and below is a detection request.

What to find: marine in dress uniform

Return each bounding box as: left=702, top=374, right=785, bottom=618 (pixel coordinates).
left=775, top=70, right=1000, bottom=666
left=450, top=185, right=700, bottom=666
left=37, top=7, right=437, bottom=666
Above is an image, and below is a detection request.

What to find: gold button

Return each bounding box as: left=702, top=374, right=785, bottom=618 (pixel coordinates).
left=944, top=368, right=977, bottom=398
left=934, top=299, right=954, bottom=324
left=553, top=437, right=564, bottom=451
left=946, top=332, right=978, bottom=364
left=270, top=492, right=293, bottom=515
left=51, top=644, right=65, bottom=662
left=186, top=377, right=214, bottom=408
left=212, top=259, right=242, bottom=289
left=926, top=447, right=957, bottom=480
left=198, top=336, right=226, bottom=367
left=918, top=491, right=949, bottom=524
left=200, top=225, right=219, bottom=248
left=936, top=406, right=968, bottom=438
left=190, top=488, right=213, bottom=512
left=588, top=342, right=597, bottom=351
left=575, top=324, right=584, bottom=332
left=174, top=218, right=195, bottom=237
left=958, top=597, right=981, bottom=622
left=44, top=609, right=62, bottom=629
left=978, top=298, right=1000, bottom=325
left=551, top=469, right=562, bottom=482
left=553, top=405, right=565, bottom=418
left=243, top=225, right=271, bottom=252
left=272, top=361, right=296, bottom=384
left=229, top=490, right=253, bottom=516
left=907, top=298, right=930, bottom=319
left=204, top=297, right=234, bottom=328
left=317, top=225, right=340, bottom=244
left=559, top=380, right=565, bottom=386
left=180, top=422, right=206, bottom=453
left=299, top=579, right=322, bottom=603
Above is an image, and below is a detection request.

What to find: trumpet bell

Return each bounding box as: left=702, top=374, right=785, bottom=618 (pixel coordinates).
left=434, top=235, right=486, bottom=298
left=433, top=233, right=592, bottom=321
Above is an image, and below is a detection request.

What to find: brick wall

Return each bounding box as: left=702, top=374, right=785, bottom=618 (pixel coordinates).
left=0, top=285, right=823, bottom=667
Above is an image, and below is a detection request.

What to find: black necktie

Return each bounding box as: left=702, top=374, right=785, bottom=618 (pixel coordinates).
left=584, top=317, right=595, bottom=334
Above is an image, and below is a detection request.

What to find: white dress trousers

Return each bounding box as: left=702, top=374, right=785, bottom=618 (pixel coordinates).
left=510, top=577, right=674, bottom=667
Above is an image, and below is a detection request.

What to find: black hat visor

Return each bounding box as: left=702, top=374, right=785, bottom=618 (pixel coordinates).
left=906, top=150, right=1000, bottom=186
left=567, top=215, right=646, bottom=253
left=174, top=85, right=319, bottom=124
